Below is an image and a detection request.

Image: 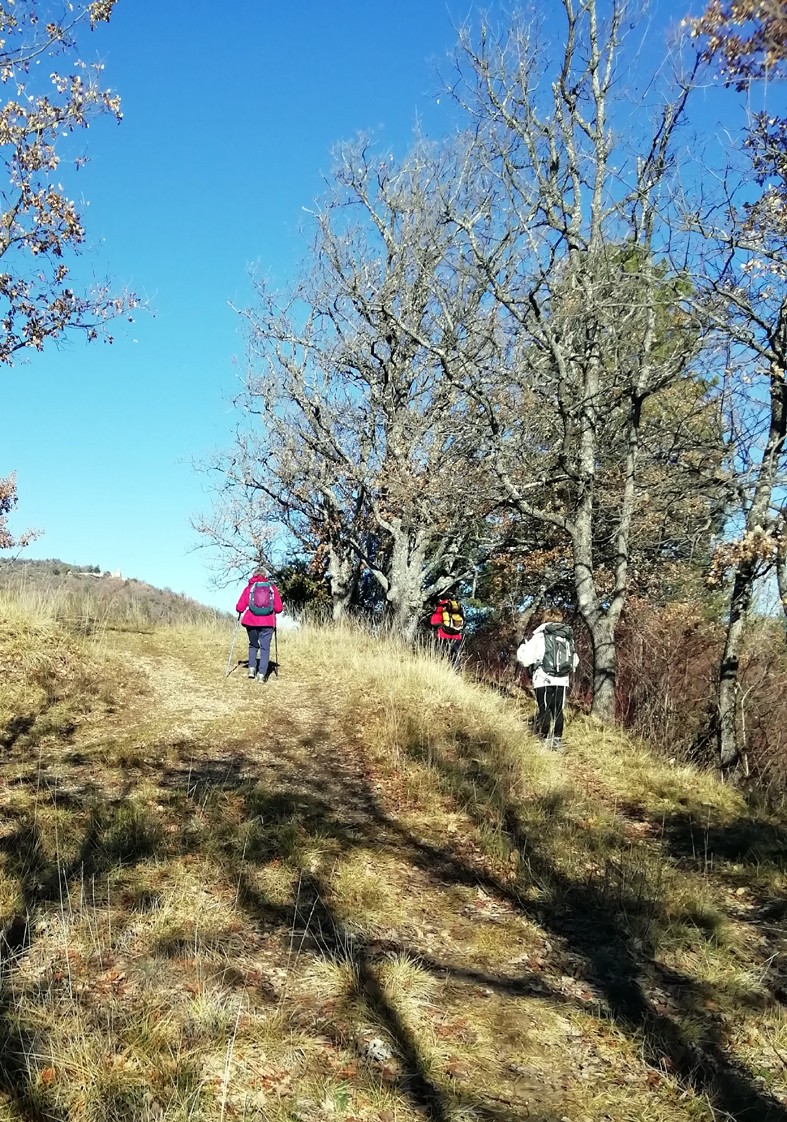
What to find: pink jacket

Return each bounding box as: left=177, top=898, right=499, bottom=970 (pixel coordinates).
left=236, top=576, right=284, bottom=627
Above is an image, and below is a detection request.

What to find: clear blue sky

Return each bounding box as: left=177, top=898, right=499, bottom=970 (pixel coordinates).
left=2, top=0, right=744, bottom=611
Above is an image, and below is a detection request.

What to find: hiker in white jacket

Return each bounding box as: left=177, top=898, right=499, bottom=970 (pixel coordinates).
left=516, top=610, right=578, bottom=749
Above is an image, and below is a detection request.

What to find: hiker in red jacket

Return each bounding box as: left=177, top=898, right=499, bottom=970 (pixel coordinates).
left=235, top=570, right=284, bottom=681
left=429, top=596, right=464, bottom=667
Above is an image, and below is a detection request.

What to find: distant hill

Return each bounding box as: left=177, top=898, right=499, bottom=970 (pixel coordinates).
left=0, top=557, right=229, bottom=627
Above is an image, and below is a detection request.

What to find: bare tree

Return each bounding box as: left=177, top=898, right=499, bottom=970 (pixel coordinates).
left=685, top=154, right=787, bottom=770
left=435, top=0, right=704, bottom=718
left=686, top=4, right=787, bottom=769
left=192, top=482, right=281, bottom=593
left=211, top=140, right=497, bottom=640
left=200, top=414, right=377, bottom=621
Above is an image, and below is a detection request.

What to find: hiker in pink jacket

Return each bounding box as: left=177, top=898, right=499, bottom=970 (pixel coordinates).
left=235, top=570, right=284, bottom=681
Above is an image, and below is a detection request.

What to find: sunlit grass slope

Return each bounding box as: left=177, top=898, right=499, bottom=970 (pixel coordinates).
left=0, top=587, right=785, bottom=1122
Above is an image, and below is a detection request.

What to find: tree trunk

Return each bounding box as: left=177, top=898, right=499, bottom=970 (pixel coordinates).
left=572, top=349, right=624, bottom=722
left=327, top=544, right=357, bottom=622
left=776, top=512, right=787, bottom=626
left=574, top=509, right=618, bottom=721
left=385, top=525, right=428, bottom=644
left=718, top=561, right=755, bottom=770
left=587, top=613, right=617, bottom=721
left=717, top=360, right=787, bottom=769
left=574, top=531, right=623, bottom=723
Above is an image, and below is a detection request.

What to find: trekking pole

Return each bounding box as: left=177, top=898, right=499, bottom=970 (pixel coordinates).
left=225, top=616, right=241, bottom=677
left=273, top=625, right=279, bottom=677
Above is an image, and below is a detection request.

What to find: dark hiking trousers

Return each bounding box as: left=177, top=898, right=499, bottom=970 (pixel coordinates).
left=535, top=685, right=567, bottom=739
left=245, top=626, right=274, bottom=678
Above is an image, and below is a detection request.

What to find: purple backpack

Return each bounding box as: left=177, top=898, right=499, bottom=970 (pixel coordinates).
left=248, top=580, right=275, bottom=618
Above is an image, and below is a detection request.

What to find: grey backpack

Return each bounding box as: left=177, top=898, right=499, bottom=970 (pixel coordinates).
left=541, top=623, right=574, bottom=676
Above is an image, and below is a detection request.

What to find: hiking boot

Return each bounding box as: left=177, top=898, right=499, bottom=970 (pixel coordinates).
left=551, top=737, right=563, bottom=751
left=247, top=667, right=257, bottom=679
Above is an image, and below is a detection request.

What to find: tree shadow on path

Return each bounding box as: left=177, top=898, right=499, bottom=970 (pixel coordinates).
left=387, top=730, right=787, bottom=1122
left=1, top=710, right=783, bottom=1122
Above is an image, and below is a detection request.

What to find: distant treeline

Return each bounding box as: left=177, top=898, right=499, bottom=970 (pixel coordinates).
left=0, top=558, right=104, bottom=576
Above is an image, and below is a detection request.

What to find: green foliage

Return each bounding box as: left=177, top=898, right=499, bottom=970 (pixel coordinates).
left=273, top=558, right=330, bottom=610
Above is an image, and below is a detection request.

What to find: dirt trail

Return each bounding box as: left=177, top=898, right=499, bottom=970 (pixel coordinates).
left=135, top=653, right=240, bottom=724
left=102, top=633, right=339, bottom=749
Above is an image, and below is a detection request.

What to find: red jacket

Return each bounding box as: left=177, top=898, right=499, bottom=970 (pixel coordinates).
left=430, top=599, right=462, bottom=642
left=236, top=575, right=284, bottom=627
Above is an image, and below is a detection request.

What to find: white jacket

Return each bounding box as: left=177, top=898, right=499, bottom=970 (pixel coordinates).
left=516, top=623, right=578, bottom=688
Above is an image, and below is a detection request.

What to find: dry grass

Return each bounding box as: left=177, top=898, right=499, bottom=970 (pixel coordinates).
left=0, top=596, right=784, bottom=1121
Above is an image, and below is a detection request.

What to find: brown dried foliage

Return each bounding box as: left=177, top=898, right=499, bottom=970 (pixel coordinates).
left=689, top=1, right=787, bottom=87
left=0, top=0, right=136, bottom=364
left=0, top=471, right=38, bottom=552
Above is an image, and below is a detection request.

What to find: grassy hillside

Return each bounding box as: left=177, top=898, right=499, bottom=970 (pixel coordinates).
left=0, top=584, right=785, bottom=1122
left=0, top=559, right=228, bottom=630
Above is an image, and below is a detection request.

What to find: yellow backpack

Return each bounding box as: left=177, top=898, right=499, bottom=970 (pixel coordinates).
left=441, top=599, right=464, bottom=636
